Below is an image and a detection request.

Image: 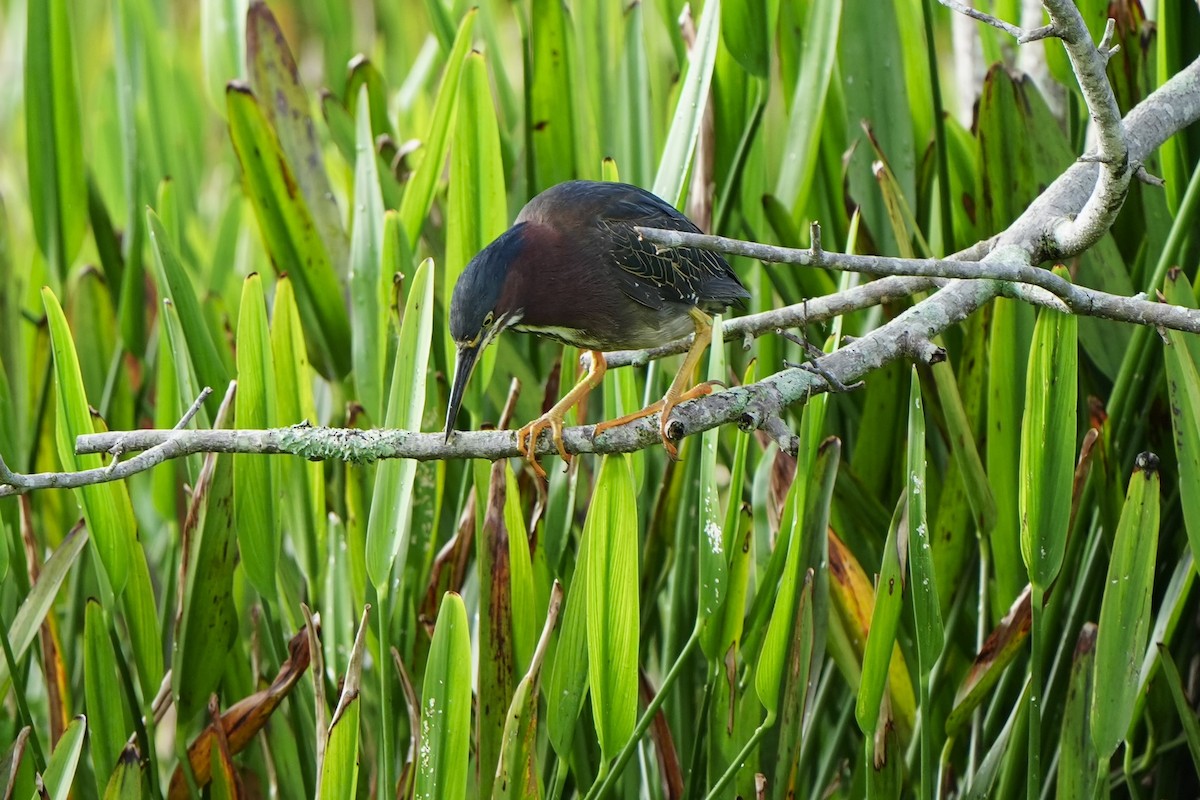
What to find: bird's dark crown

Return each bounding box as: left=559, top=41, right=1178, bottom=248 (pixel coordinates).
left=449, top=223, right=528, bottom=343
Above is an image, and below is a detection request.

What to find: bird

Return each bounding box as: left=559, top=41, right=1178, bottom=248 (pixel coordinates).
left=444, top=180, right=749, bottom=478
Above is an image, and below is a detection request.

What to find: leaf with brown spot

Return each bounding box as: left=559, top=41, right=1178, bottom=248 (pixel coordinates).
left=225, top=84, right=351, bottom=379
left=475, top=458, right=516, bottom=799
left=946, top=585, right=1031, bottom=735
left=827, top=529, right=915, bottom=738
left=245, top=0, right=347, bottom=277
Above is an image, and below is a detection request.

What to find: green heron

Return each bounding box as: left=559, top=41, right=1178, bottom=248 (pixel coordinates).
left=444, top=180, right=749, bottom=477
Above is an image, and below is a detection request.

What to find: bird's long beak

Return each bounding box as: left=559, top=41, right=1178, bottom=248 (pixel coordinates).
left=444, top=343, right=481, bottom=443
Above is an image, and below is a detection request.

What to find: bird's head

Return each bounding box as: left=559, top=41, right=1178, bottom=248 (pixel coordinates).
left=445, top=224, right=529, bottom=441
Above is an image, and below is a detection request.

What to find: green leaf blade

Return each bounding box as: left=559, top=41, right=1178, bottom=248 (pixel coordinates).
left=348, top=84, right=388, bottom=423
left=1019, top=286, right=1078, bottom=590
left=1090, top=455, right=1160, bottom=763
left=365, top=258, right=435, bottom=591
left=585, top=455, right=640, bottom=762
left=43, top=287, right=136, bottom=596
left=398, top=9, right=477, bottom=247
left=233, top=273, right=278, bottom=599
left=907, top=367, right=942, bottom=668
left=414, top=594, right=472, bottom=800
left=24, top=0, right=87, bottom=280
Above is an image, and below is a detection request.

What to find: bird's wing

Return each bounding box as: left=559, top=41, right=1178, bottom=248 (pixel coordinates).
left=597, top=194, right=748, bottom=312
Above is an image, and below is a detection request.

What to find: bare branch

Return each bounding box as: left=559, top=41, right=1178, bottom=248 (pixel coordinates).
left=940, top=0, right=1135, bottom=258
left=1039, top=0, right=1131, bottom=257
left=634, top=228, right=1200, bottom=335
left=937, top=0, right=1053, bottom=42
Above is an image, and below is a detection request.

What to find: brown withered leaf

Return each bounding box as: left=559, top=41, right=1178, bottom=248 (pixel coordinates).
left=168, top=628, right=311, bottom=799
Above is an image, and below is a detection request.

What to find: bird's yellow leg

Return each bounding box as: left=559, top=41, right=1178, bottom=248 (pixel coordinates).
left=593, top=308, right=717, bottom=459
left=657, top=308, right=716, bottom=458
left=516, top=350, right=607, bottom=479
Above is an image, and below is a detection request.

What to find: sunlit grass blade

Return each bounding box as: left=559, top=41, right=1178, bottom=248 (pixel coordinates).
left=233, top=273, right=278, bottom=599
left=246, top=0, right=347, bottom=276
left=24, top=0, right=86, bottom=281
left=146, top=210, right=230, bottom=401
left=365, top=258, right=434, bottom=591
left=226, top=83, right=351, bottom=379
left=200, top=0, right=244, bottom=105
left=398, top=9, right=477, bottom=248
left=1018, top=267, right=1077, bottom=793
left=828, top=543, right=917, bottom=743
left=697, top=315, right=728, bottom=659
left=445, top=50, right=506, bottom=397
left=84, top=600, right=128, bottom=793
left=619, top=2, right=653, bottom=187
left=1135, top=549, right=1195, bottom=719
left=38, top=716, right=86, bottom=800
left=586, top=455, right=639, bottom=764
left=414, top=593, right=472, bottom=800
left=319, top=607, right=369, bottom=800
left=1091, top=454, right=1160, bottom=765
left=528, top=0, right=580, bottom=191
left=271, top=276, right=326, bottom=586
left=652, top=0, right=720, bottom=205
left=43, top=287, right=137, bottom=596
left=156, top=297, right=207, bottom=486
left=1056, top=623, right=1098, bottom=800
left=349, top=85, right=388, bottom=422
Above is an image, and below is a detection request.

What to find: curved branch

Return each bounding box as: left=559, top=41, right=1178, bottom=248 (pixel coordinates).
left=0, top=49, right=1195, bottom=496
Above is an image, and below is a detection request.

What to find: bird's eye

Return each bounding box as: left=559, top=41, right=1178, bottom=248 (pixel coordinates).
left=483, top=312, right=495, bottom=328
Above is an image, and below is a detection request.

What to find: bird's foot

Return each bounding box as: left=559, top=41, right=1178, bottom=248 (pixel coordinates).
left=592, top=402, right=663, bottom=438
left=658, top=381, right=720, bottom=459
left=592, top=380, right=722, bottom=459
left=515, top=411, right=571, bottom=480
